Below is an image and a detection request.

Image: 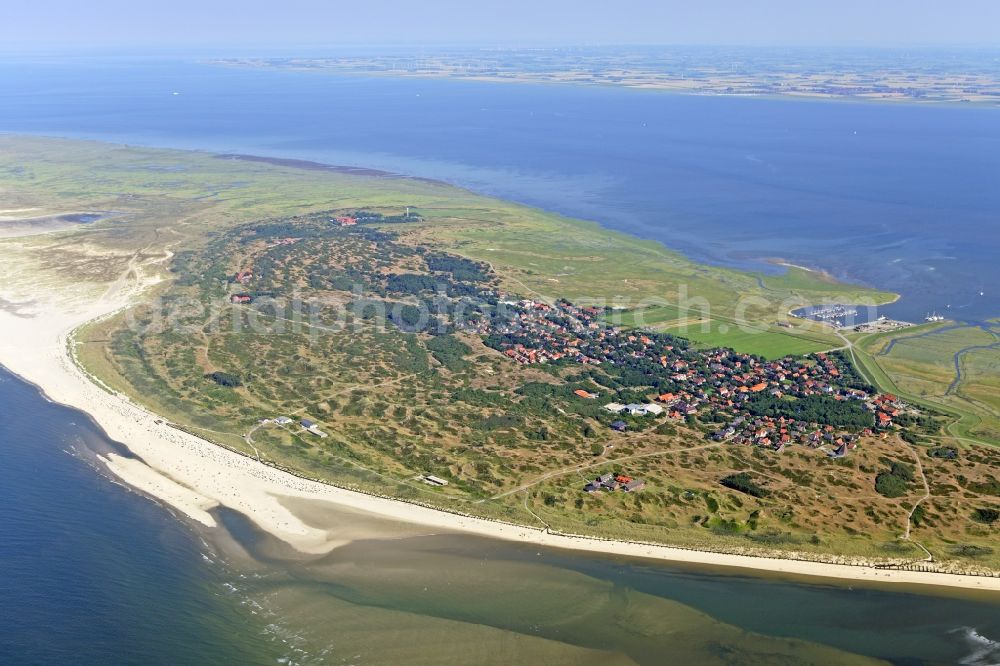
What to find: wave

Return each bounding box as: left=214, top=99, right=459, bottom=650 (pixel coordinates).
left=953, top=627, right=1000, bottom=666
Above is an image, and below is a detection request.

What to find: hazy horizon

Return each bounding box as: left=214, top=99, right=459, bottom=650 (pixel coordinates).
left=3, top=1, right=1000, bottom=54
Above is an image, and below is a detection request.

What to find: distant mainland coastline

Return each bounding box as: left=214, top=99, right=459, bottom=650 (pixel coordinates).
left=213, top=46, right=1000, bottom=107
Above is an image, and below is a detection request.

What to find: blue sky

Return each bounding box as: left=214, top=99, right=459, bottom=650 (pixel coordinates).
left=3, top=0, right=1000, bottom=52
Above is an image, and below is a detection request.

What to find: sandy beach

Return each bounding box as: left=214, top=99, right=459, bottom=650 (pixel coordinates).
left=0, top=247, right=997, bottom=594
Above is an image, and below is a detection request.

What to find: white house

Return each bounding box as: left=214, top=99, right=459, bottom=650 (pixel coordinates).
left=424, top=475, right=449, bottom=486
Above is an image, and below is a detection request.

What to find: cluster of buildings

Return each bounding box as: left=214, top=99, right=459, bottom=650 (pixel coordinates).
left=482, top=298, right=846, bottom=394
left=477, top=298, right=608, bottom=365
left=227, top=234, right=911, bottom=465
left=603, top=402, right=663, bottom=431
left=230, top=268, right=255, bottom=304
left=872, top=393, right=903, bottom=428
left=258, top=416, right=328, bottom=438
left=603, top=402, right=664, bottom=417
left=711, top=414, right=864, bottom=453
left=584, top=472, right=645, bottom=493
left=479, top=298, right=910, bottom=448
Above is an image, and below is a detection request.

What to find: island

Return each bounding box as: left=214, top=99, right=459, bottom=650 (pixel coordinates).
left=0, top=135, right=997, bottom=588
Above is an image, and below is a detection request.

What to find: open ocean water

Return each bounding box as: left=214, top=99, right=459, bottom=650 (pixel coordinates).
left=1, top=56, right=998, bottom=323
left=0, top=368, right=285, bottom=664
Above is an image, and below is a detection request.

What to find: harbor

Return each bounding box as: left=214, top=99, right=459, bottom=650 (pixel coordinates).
left=791, top=304, right=876, bottom=328
left=790, top=304, right=919, bottom=332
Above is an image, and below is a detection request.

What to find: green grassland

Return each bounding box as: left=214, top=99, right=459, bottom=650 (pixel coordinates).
left=670, top=324, right=834, bottom=359
left=3, top=136, right=998, bottom=569
left=962, top=347, right=1000, bottom=415
left=407, top=208, right=895, bottom=358
left=609, top=303, right=841, bottom=359
left=0, top=134, right=893, bottom=345
left=850, top=323, right=1000, bottom=446
left=0, top=136, right=491, bottom=254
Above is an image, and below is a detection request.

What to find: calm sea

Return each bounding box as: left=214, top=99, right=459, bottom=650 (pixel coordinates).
left=1, top=56, right=998, bottom=322
left=0, top=368, right=284, bottom=664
